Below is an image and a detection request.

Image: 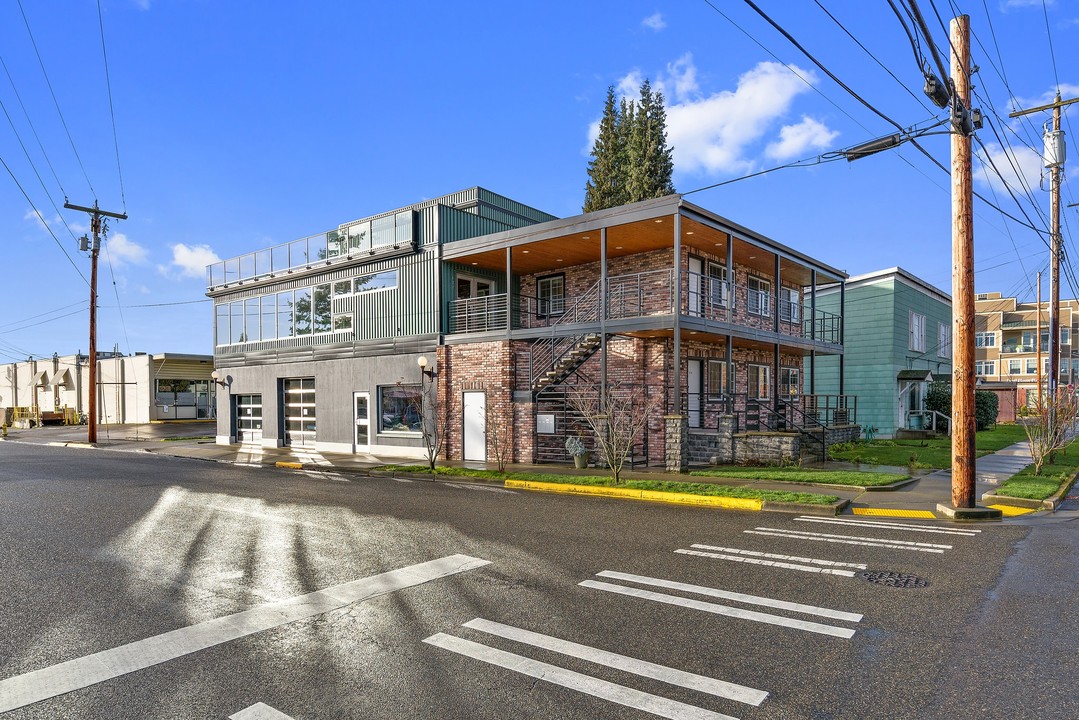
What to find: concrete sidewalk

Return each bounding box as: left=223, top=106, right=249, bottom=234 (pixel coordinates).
left=3, top=423, right=1070, bottom=522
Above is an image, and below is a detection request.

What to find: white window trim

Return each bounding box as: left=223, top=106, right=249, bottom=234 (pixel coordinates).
left=748, top=277, right=771, bottom=318
left=909, top=311, right=926, bottom=353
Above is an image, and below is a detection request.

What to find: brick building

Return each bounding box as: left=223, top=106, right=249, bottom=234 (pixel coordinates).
left=208, top=190, right=853, bottom=467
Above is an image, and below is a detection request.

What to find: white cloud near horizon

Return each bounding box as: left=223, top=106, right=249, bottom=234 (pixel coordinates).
left=164, top=243, right=221, bottom=280
left=665, top=60, right=826, bottom=175
left=974, top=142, right=1044, bottom=196
left=105, top=232, right=148, bottom=265
left=585, top=57, right=834, bottom=176
left=765, top=116, right=840, bottom=160
left=642, top=12, right=665, bottom=31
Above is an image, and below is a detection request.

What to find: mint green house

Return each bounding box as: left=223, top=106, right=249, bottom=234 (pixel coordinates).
left=809, top=267, right=952, bottom=438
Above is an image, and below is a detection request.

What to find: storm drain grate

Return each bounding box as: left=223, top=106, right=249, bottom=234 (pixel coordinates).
left=856, top=570, right=929, bottom=589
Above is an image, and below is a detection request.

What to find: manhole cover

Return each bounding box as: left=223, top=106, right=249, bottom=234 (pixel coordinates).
left=856, top=571, right=929, bottom=589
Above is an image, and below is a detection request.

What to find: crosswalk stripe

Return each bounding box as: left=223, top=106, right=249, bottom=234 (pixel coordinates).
left=580, top=580, right=856, bottom=639
left=446, top=483, right=516, bottom=494
left=229, top=702, right=295, bottom=719
left=424, top=633, right=740, bottom=720
left=795, top=516, right=979, bottom=536
left=675, top=549, right=857, bottom=577
left=462, top=618, right=767, bottom=706
left=595, top=570, right=862, bottom=622
left=744, top=530, right=946, bottom=553
left=0, top=555, right=490, bottom=714
left=688, top=544, right=868, bottom=569
left=751, top=527, right=951, bottom=550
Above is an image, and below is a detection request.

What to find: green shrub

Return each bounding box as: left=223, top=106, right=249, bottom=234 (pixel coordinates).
left=925, top=382, right=999, bottom=431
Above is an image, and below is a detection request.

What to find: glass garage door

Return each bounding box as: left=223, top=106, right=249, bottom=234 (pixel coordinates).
left=236, top=394, right=263, bottom=443
left=283, top=378, right=316, bottom=446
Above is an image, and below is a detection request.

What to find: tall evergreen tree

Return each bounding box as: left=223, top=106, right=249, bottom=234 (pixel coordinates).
left=583, top=86, right=625, bottom=212
left=583, top=79, right=675, bottom=212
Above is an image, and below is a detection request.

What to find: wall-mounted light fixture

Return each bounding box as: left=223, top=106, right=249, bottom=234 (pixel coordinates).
left=417, top=356, right=437, bottom=379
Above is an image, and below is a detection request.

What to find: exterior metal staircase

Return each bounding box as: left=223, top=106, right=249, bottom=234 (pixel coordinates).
left=531, top=333, right=602, bottom=395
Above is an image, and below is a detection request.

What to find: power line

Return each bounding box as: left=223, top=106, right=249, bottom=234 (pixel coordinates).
left=0, top=53, right=67, bottom=198
left=97, top=0, right=126, bottom=213
left=101, top=222, right=131, bottom=355
left=0, top=301, right=87, bottom=331
left=17, top=0, right=96, bottom=199
left=0, top=152, right=89, bottom=286
left=1041, top=0, right=1061, bottom=94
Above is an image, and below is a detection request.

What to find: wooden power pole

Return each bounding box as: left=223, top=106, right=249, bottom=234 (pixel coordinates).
left=950, top=14, right=976, bottom=508
left=1037, top=272, right=1043, bottom=402
left=1010, top=93, right=1076, bottom=438
left=64, top=200, right=127, bottom=444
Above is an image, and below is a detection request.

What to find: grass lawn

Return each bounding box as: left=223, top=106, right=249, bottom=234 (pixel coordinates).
left=829, top=424, right=1030, bottom=469
left=995, top=439, right=1079, bottom=501
left=689, top=467, right=908, bottom=487
left=381, top=465, right=840, bottom=505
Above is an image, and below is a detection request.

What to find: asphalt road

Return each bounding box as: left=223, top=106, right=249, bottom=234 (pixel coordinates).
left=0, top=442, right=1075, bottom=720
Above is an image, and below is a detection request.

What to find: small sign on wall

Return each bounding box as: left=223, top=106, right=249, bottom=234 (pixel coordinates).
left=537, top=413, right=555, bottom=434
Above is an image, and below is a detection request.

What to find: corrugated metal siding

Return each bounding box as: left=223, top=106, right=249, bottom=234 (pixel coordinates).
left=478, top=187, right=557, bottom=222
left=336, top=188, right=481, bottom=231
left=215, top=250, right=440, bottom=354
left=215, top=334, right=440, bottom=366
left=439, top=205, right=520, bottom=244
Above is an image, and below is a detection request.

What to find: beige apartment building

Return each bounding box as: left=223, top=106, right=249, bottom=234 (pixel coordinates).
left=974, top=291, right=1079, bottom=406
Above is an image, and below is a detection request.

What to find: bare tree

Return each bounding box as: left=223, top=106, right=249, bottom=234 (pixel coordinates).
left=1022, top=388, right=1078, bottom=475
left=404, top=375, right=456, bottom=472
left=567, top=383, right=660, bottom=483
left=483, top=398, right=513, bottom=473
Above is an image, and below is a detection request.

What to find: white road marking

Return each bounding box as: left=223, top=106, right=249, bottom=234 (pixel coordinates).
left=675, top=549, right=857, bottom=577
left=424, top=633, right=740, bottom=720
left=580, top=580, right=856, bottom=639
left=394, top=478, right=414, bottom=483
left=595, top=570, right=863, bottom=622
left=462, top=617, right=768, bottom=707
left=688, top=544, right=868, bottom=569
left=794, top=516, right=979, bottom=536
left=746, top=528, right=951, bottom=553
left=229, top=702, right=295, bottom=719
left=0, top=554, right=490, bottom=714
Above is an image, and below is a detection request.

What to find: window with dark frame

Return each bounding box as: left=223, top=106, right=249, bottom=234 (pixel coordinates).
left=707, top=360, right=727, bottom=399
left=748, top=276, right=771, bottom=317
left=537, top=274, right=566, bottom=317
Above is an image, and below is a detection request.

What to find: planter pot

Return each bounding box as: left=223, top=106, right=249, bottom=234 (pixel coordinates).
left=573, top=452, right=590, bottom=469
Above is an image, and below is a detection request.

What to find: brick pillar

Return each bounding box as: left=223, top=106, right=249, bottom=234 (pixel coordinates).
left=664, top=415, right=688, bottom=472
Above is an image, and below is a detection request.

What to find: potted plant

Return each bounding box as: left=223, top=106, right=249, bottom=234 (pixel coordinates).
left=565, top=435, right=590, bottom=469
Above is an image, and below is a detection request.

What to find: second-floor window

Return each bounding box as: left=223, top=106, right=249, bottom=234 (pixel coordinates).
left=780, top=287, right=800, bottom=323
left=1009, top=359, right=1021, bottom=375
left=975, top=332, right=996, bottom=348
left=975, top=360, right=995, bottom=376
left=707, top=262, right=729, bottom=309
left=748, top=277, right=771, bottom=317
left=1026, top=358, right=1037, bottom=374
left=938, top=323, right=951, bottom=358
left=537, top=274, right=565, bottom=316
left=910, top=312, right=926, bottom=352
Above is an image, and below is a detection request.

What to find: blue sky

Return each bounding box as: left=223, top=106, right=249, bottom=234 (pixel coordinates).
left=0, top=0, right=1076, bottom=359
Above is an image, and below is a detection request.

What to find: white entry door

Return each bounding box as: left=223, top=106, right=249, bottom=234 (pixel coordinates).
left=353, top=391, right=371, bottom=453
left=688, top=359, right=702, bottom=428
left=688, top=257, right=702, bottom=316
left=463, top=391, right=487, bottom=462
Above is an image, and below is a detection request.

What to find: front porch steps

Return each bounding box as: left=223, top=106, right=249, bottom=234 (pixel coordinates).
left=532, top=333, right=602, bottom=394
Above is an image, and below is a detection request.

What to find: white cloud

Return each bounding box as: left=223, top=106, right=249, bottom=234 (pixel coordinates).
left=664, top=53, right=699, bottom=103
left=1002, top=0, right=1051, bottom=8
left=766, top=116, right=840, bottom=160
left=665, top=60, right=824, bottom=175
left=642, top=12, right=666, bottom=31
left=105, top=232, right=148, bottom=265
left=616, top=70, right=644, bottom=100
left=1014, top=83, right=1079, bottom=111
left=165, top=243, right=221, bottom=280
left=974, top=142, right=1045, bottom=195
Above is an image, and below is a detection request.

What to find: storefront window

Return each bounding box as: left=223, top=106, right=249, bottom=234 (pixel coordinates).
left=379, top=384, right=422, bottom=433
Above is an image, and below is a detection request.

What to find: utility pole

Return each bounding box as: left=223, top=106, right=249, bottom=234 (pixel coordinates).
left=1010, top=93, right=1075, bottom=437
left=64, top=200, right=127, bottom=444
left=1037, top=271, right=1043, bottom=403
left=950, top=14, right=976, bottom=509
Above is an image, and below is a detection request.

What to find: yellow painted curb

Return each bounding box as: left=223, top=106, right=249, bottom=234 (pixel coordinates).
left=986, top=504, right=1036, bottom=517
left=853, top=508, right=937, bottom=519
left=504, top=479, right=762, bottom=511
left=275, top=461, right=303, bottom=469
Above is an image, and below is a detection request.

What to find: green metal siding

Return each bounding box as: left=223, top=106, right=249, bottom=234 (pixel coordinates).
left=813, top=277, right=951, bottom=437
